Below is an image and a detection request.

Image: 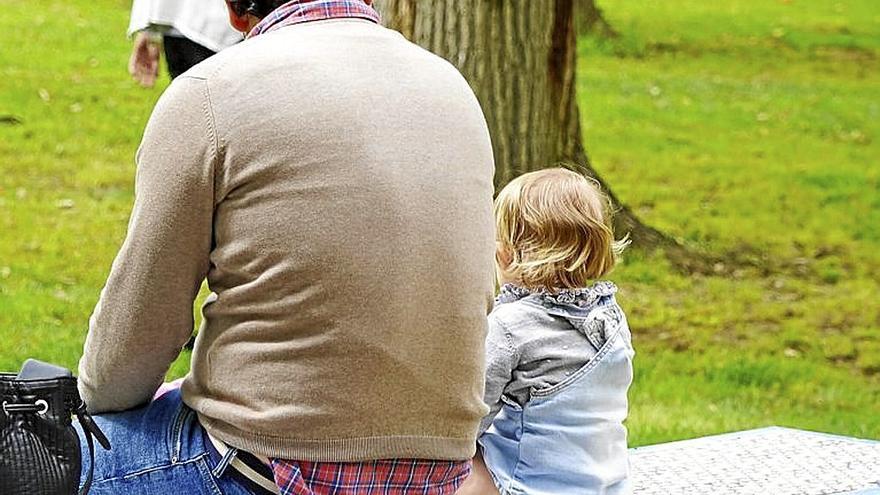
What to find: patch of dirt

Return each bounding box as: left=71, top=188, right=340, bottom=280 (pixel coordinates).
left=813, top=45, right=877, bottom=63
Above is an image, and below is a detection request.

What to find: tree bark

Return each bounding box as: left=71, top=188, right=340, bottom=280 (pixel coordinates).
left=374, top=0, right=701, bottom=268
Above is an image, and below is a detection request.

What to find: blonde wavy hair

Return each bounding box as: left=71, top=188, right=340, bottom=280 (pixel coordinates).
left=494, top=167, right=629, bottom=291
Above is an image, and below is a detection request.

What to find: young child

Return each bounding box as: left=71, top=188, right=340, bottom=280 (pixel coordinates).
left=465, top=168, right=634, bottom=495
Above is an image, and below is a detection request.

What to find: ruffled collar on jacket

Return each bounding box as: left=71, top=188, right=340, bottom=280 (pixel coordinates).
left=496, top=281, right=618, bottom=308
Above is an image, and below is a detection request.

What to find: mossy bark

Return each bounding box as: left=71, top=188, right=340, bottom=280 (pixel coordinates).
left=575, top=0, right=618, bottom=38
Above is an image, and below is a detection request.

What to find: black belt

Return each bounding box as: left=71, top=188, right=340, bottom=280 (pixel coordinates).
left=203, top=429, right=279, bottom=494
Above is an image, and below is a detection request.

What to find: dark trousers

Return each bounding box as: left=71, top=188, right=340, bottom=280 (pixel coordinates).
left=163, top=35, right=217, bottom=79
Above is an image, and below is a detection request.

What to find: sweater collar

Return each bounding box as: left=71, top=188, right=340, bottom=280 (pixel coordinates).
left=248, top=0, right=381, bottom=39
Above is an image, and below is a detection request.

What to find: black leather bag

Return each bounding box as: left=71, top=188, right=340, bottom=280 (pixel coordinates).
left=0, top=360, right=110, bottom=495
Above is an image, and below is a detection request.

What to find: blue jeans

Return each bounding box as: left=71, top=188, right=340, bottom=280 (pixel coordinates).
left=76, top=389, right=269, bottom=494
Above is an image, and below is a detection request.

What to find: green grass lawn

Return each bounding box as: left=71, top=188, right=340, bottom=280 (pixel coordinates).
left=1, top=0, right=878, bottom=446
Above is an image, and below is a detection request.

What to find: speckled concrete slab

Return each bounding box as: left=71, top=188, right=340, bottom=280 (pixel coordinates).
left=630, top=427, right=880, bottom=495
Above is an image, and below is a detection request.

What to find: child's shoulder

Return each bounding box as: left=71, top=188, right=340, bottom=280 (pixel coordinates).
left=488, top=296, right=547, bottom=332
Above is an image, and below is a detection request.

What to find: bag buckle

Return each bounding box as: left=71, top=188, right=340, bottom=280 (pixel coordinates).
left=2, top=399, right=49, bottom=415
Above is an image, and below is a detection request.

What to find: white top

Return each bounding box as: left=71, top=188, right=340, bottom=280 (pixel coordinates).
left=128, top=0, right=243, bottom=52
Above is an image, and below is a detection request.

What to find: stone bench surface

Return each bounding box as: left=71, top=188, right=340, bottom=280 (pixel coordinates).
left=630, top=427, right=880, bottom=495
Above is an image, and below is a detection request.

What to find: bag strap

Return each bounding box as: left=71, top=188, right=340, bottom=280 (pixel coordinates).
left=77, top=422, right=96, bottom=495
left=74, top=402, right=111, bottom=495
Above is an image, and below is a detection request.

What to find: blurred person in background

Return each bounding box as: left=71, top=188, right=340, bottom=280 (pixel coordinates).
left=128, top=0, right=242, bottom=87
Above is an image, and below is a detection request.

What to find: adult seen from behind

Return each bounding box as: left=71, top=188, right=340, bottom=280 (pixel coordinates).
left=77, top=0, right=496, bottom=493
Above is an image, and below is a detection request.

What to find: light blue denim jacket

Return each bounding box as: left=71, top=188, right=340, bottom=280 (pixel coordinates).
left=479, top=282, right=635, bottom=495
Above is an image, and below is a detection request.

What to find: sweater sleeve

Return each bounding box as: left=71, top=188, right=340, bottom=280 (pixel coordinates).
left=478, top=313, right=519, bottom=435
left=78, top=76, right=217, bottom=413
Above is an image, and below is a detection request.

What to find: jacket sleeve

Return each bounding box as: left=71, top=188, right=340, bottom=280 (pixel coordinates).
left=478, top=314, right=519, bottom=435
left=78, top=75, right=217, bottom=413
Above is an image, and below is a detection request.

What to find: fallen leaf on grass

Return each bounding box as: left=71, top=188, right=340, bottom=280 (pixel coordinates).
left=0, top=115, right=22, bottom=125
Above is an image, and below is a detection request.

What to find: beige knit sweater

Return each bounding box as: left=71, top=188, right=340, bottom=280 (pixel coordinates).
left=78, top=19, right=496, bottom=462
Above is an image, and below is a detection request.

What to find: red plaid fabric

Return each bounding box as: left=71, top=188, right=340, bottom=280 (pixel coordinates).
left=269, top=458, right=471, bottom=495
left=248, top=0, right=380, bottom=39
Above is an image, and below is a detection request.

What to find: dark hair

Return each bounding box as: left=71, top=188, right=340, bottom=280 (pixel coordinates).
left=229, top=0, right=288, bottom=18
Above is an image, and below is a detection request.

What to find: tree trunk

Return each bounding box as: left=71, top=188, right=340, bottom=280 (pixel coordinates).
left=374, top=0, right=702, bottom=269
left=376, top=0, right=580, bottom=187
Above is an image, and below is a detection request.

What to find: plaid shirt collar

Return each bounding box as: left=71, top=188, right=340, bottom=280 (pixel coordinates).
left=248, top=0, right=380, bottom=39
